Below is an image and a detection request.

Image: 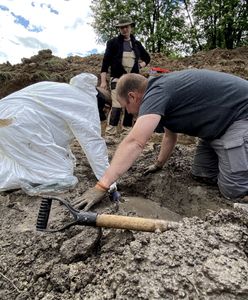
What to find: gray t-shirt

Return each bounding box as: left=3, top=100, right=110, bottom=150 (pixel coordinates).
left=139, top=69, right=248, bottom=140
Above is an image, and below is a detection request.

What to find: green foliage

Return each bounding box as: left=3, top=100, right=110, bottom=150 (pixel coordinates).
left=193, top=0, right=248, bottom=49
left=91, top=0, right=188, bottom=55
left=90, top=0, right=248, bottom=55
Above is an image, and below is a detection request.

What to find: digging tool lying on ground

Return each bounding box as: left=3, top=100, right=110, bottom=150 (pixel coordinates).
left=36, top=196, right=179, bottom=233
left=143, top=66, right=171, bottom=78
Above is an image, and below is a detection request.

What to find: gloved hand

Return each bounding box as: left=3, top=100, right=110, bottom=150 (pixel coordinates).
left=72, top=186, right=108, bottom=211
left=109, top=189, right=121, bottom=203
left=144, top=161, right=163, bottom=175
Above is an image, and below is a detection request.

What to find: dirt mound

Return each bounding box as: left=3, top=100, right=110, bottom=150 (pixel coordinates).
left=0, top=49, right=103, bottom=99
left=0, top=48, right=248, bottom=299
left=0, top=47, right=248, bottom=99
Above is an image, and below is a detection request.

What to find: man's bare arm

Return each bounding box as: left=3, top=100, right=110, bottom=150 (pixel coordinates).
left=157, top=128, right=177, bottom=166
left=100, top=114, right=161, bottom=187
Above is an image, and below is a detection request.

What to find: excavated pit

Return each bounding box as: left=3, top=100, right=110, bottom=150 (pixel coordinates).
left=114, top=141, right=231, bottom=222
left=0, top=135, right=247, bottom=300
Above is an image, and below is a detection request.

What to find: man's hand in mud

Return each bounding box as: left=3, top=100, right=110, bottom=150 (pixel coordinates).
left=144, top=161, right=163, bottom=175
left=72, top=186, right=108, bottom=211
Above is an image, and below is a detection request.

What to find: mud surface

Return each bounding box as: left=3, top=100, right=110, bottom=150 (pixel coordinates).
left=0, top=48, right=248, bottom=299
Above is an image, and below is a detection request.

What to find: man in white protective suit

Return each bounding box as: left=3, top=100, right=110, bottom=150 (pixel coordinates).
left=0, top=73, right=118, bottom=210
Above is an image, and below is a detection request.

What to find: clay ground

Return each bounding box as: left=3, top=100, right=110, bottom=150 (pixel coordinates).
left=0, top=47, right=248, bottom=299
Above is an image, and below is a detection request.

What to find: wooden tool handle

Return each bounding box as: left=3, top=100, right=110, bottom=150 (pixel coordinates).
left=96, top=214, right=178, bottom=232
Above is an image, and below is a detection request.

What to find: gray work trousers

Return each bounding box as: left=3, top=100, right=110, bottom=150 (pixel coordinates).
left=192, top=119, right=248, bottom=199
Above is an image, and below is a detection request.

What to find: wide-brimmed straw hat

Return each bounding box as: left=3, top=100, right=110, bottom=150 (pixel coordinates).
left=96, top=87, right=112, bottom=106
left=115, top=16, right=135, bottom=28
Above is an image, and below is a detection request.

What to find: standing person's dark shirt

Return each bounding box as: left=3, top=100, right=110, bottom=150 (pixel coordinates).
left=101, top=34, right=150, bottom=79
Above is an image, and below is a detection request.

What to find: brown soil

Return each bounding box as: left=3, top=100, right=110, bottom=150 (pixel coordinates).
left=0, top=48, right=248, bottom=300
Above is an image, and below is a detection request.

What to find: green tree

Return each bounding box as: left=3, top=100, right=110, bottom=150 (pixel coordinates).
left=193, top=0, right=248, bottom=49
left=182, top=0, right=202, bottom=52
left=136, top=0, right=186, bottom=54
left=90, top=0, right=247, bottom=54
left=90, top=0, right=187, bottom=54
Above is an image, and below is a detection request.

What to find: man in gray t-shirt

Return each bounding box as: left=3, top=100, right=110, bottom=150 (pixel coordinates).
left=81, top=69, right=248, bottom=206
left=139, top=69, right=248, bottom=140
left=138, top=69, right=248, bottom=199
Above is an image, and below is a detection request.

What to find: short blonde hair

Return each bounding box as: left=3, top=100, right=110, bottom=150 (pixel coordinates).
left=116, top=73, right=147, bottom=101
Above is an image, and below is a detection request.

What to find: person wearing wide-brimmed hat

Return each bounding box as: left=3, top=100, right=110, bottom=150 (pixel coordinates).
left=100, top=16, right=150, bottom=143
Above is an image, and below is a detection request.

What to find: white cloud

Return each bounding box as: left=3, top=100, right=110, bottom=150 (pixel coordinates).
left=0, top=0, right=106, bottom=64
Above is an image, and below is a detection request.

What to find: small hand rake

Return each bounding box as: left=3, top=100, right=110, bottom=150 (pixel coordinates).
left=36, top=196, right=179, bottom=233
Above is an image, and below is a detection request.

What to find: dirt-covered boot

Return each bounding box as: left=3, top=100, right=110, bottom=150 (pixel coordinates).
left=105, top=125, right=120, bottom=145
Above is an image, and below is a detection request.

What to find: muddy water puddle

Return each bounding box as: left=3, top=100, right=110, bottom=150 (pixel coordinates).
left=120, top=196, right=182, bottom=222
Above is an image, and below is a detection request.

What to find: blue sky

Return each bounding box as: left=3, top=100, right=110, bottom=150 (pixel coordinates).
left=0, top=0, right=105, bottom=64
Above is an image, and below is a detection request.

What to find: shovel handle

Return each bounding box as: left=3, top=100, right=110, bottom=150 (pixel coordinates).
left=96, top=214, right=178, bottom=232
